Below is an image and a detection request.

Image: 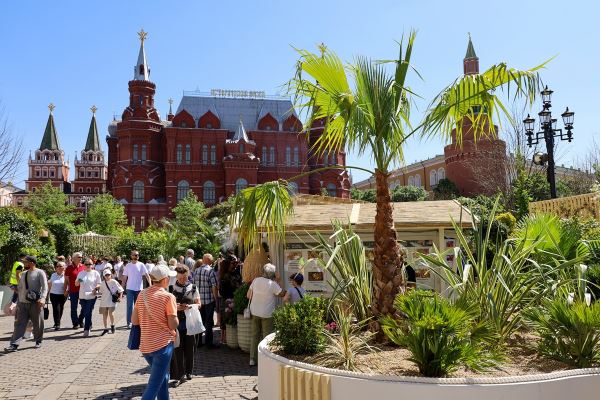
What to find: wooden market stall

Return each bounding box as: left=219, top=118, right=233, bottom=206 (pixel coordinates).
left=261, top=198, right=473, bottom=296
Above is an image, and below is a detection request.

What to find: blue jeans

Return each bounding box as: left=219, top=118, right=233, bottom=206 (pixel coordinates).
left=142, top=342, right=174, bottom=400
left=79, top=298, right=96, bottom=331
left=126, top=289, right=140, bottom=325
left=69, top=292, right=83, bottom=326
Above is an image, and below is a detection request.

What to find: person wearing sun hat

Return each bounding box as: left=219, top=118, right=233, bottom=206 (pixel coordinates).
left=132, top=263, right=178, bottom=400
left=98, top=268, right=124, bottom=335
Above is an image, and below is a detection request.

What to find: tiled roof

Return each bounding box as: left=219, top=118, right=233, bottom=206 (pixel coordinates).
left=176, top=95, right=296, bottom=132
left=84, top=114, right=101, bottom=151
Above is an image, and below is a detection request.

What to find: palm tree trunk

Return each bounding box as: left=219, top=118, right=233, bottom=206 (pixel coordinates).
left=371, top=169, right=404, bottom=341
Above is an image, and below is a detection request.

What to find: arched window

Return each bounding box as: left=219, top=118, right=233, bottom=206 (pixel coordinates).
left=326, top=183, right=337, bottom=197
left=185, top=144, right=191, bottom=164
left=210, top=145, right=216, bottom=165
left=79, top=187, right=83, bottom=193
left=408, top=176, right=415, bottom=186
left=86, top=187, right=91, bottom=193
left=176, top=144, right=182, bottom=164
left=133, top=181, right=144, bottom=203
left=202, top=145, right=208, bottom=165
left=133, top=144, right=138, bottom=162
left=430, top=170, right=438, bottom=186
left=235, top=178, right=248, bottom=194
left=203, top=181, right=215, bottom=205
left=177, top=180, right=190, bottom=202
left=261, top=146, right=267, bottom=166
left=49, top=169, right=55, bottom=178
left=285, top=146, right=291, bottom=166
left=414, top=174, right=422, bottom=188
left=330, top=152, right=337, bottom=166
left=269, top=146, right=275, bottom=166
left=94, top=187, right=99, bottom=193
left=288, top=182, right=299, bottom=195
left=141, top=145, right=147, bottom=161
left=293, top=146, right=299, bottom=166
left=438, top=168, right=445, bottom=181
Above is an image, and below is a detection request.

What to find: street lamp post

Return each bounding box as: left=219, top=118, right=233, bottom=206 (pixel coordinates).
left=523, top=86, right=575, bottom=199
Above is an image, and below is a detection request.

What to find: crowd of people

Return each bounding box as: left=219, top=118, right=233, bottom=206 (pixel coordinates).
left=3, top=247, right=308, bottom=399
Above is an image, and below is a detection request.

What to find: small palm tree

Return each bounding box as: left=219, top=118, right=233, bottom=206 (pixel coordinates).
left=232, top=31, right=547, bottom=338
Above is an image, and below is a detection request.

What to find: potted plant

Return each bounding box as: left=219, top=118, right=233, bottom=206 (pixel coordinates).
left=234, top=283, right=251, bottom=352
left=223, top=298, right=238, bottom=349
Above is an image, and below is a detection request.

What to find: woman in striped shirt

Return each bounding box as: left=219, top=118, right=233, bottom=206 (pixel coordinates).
left=132, top=265, right=178, bottom=400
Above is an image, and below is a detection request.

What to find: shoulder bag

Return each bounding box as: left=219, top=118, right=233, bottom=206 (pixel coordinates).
left=106, top=280, right=120, bottom=303
left=294, top=287, right=304, bottom=300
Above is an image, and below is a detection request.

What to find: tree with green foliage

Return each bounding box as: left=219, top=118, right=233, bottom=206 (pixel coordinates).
left=0, top=207, right=43, bottom=281
left=172, top=191, right=207, bottom=237
left=433, top=178, right=459, bottom=200
left=26, top=181, right=77, bottom=223
left=85, top=193, right=127, bottom=235
left=232, top=31, right=547, bottom=339
left=513, top=152, right=531, bottom=220
left=391, top=185, right=428, bottom=202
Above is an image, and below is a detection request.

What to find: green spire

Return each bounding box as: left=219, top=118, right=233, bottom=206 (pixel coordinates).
left=465, top=33, right=477, bottom=59
left=39, top=103, right=61, bottom=151
left=85, top=106, right=101, bottom=151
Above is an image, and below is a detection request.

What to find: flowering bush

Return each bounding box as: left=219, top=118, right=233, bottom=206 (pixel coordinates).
left=222, top=298, right=237, bottom=326
left=324, top=321, right=338, bottom=334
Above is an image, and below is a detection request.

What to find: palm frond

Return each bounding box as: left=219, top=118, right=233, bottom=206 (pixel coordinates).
left=229, top=180, right=294, bottom=252
left=423, top=59, right=550, bottom=146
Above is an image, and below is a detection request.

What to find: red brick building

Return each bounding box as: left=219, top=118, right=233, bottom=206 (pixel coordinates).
left=107, top=31, right=350, bottom=230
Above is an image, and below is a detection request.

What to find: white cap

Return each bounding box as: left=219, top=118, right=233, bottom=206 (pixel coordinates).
left=103, top=269, right=112, bottom=276
left=149, top=264, right=177, bottom=281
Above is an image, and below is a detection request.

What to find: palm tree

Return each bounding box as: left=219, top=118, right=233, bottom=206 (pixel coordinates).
left=231, top=31, right=547, bottom=338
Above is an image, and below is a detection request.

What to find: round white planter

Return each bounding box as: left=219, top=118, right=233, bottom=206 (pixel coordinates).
left=258, top=333, right=600, bottom=400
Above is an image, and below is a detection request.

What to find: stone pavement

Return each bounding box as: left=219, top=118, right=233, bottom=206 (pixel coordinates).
left=0, top=300, right=257, bottom=399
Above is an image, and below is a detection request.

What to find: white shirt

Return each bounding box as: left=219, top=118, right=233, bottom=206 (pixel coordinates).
left=49, top=272, right=66, bottom=295
left=249, top=277, right=282, bottom=318
left=113, top=261, right=124, bottom=277
left=98, top=278, right=123, bottom=307
left=95, top=262, right=112, bottom=274
left=123, top=261, right=148, bottom=291
left=76, top=270, right=102, bottom=300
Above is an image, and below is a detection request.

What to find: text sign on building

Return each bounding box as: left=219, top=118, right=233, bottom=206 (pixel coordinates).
left=210, top=89, right=266, bottom=99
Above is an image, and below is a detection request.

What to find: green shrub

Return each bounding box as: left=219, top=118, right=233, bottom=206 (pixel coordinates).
left=391, top=185, right=428, bottom=202
left=525, top=298, right=600, bottom=368
left=273, top=296, right=327, bottom=355
left=588, top=264, right=600, bottom=300
left=380, top=290, right=498, bottom=377
left=233, top=283, right=250, bottom=315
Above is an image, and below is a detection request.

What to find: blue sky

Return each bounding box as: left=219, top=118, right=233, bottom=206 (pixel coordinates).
left=1, top=0, right=598, bottom=187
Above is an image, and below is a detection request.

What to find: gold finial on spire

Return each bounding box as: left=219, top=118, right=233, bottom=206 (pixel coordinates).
left=90, top=105, right=98, bottom=115
left=318, top=42, right=327, bottom=58
left=138, top=29, right=148, bottom=43
left=48, top=103, right=55, bottom=113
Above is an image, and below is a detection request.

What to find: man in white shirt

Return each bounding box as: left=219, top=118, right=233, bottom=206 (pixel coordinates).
left=113, top=256, right=124, bottom=282
left=121, top=251, right=151, bottom=328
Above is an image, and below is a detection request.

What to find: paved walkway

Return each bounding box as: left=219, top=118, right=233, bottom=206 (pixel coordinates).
left=0, top=300, right=257, bottom=399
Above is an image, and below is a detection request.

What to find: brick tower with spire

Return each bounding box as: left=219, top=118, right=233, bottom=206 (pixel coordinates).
left=25, top=104, right=70, bottom=193
left=443, top=35, right=507, bottom=196
left=72, top=106, right=108, bottom=199
left=109, top=29, right=167, bottom=230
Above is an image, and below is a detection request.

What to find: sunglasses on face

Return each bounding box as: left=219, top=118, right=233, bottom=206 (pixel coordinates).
left=85, top=263, right=93, bottom=266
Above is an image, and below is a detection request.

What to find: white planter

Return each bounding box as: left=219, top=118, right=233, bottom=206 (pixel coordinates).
left=237, top=314, right=251, bottom=353
left=258, top=333, right=600, bottom=400
left=0, top=285, right=13, bottom=311
left=226, top=324, right=238, bottom=349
